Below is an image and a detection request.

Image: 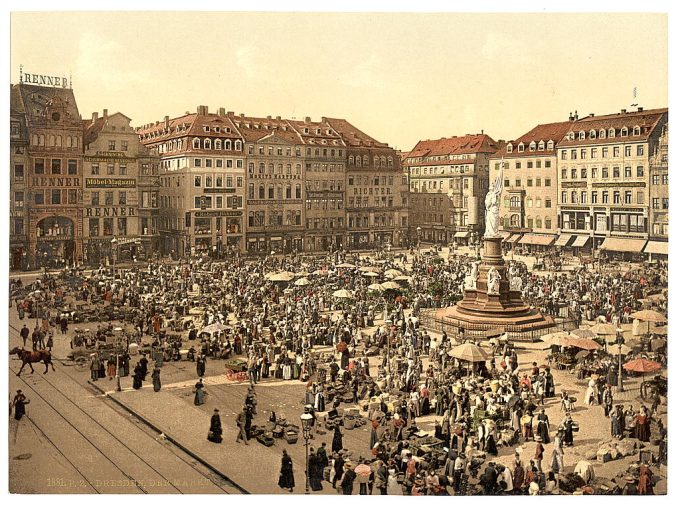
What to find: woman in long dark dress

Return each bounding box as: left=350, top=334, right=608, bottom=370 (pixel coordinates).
left=308, top=451, right=323, bottom=491
left=561, top=415, right=574, bottom=446
left=208, top=409, right=223, bottom=443
left=536, top=409, right=551, bottom=443
left=634, top=407, right=651, bottom=442
left=194, top=379, right=206, bottom=405
left=152, top=367, right=161, bottom=392
left=132, top=363, right=143, bottom=389
left=12, top=390, right=29, bottom=420
left=278, top=450, right=295, bottom=492
left=332, top=424, right=344, bottom=453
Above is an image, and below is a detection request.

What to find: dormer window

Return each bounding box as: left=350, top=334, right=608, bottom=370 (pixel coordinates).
left=609, top=128, right=615, bottom=137
left=568, top=132, right=575, bottom=141
left=316, top=128, right=321, bottom=135
left=203, top=126, right=210, bottom=132
left=538, top=140, right=545, bottom=151
left=224, top=127, right=231, bottom=133
left=633, top=126, right=640, bottom=135
left=529, top=141, right=536, bottom=151
left=621, top=127, right=628, bottom=136
left=599, top=129, right=606, bottom=138
left=304, top=128, right=309, bottom=134
left=579, top=131, right=586, bottom=140
left=507, top=143, right=513, bottom=153
left=327, top=129, right=332, bottom=135
left=547, top=140, right=554, bottom=150
left=213, top=127, right=219, bottom=132
left=589, top=129, right=596, bottom=139
left=518, top=143, right=525, bottom=153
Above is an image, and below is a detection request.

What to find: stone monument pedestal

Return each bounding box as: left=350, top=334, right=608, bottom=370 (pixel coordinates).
left=435, top=235, right=554, bottom=338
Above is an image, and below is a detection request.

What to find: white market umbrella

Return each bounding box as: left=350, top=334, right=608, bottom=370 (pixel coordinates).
left=294, top=277, right=311, bottom=287
left=332, top=289, right=354, bottom=299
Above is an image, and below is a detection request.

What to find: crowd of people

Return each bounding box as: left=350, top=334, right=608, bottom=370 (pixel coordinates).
left=8, top=245, right=667, bottom=495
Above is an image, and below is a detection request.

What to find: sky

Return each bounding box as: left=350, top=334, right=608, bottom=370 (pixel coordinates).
left=10, top=11, right=668, bottom=152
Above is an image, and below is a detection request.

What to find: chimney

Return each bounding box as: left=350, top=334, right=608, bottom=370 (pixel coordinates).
left=266, top=115, right=272, bottom=120
left=164, top=115, right=169, bottom=127
left=588, top=113, right=594, bottom=117
left=92, top=112, right=98, bottom=122
left=227, top=111, right=234, bottom=115
left=218, top=107, right=225, bottom=116
left=197, top=105, right=209, bottom=115
left=103, top=109, right=108, bottom=119
left=569, top=112, right=574, bottom=121
left=481, top=129, right=484, bottom=134
left=621, top=108, right=626, bottom=114
left=638, top=106, right=644, bottom=112
left=276, top=116, right=281, bottom=120
left=305, top=116, right=311, bottom=124
left=573, top=110, right=578, bottom=120
left=240, top=113, right=245, bottom=118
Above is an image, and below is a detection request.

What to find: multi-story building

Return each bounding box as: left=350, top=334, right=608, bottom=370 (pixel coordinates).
left=555, top=107, right=668, bottom=255
left=404, top=134, right=498, bottom=245
left=12, top=81, right=84, bottom=268
left=489, top=122, right=572, bottom=251
left=289, top=118, right=346, bottom=252
left=235, top=114, right=305, bottom=255
left=137, top=106, right=246, bottom=257
left=646, top=121, right=669, bottom=257
left=10, top=86, right=30, bottom=270
left=83, top=109, right=160, bottom=264
left=326, top=118, right=408, bottom=249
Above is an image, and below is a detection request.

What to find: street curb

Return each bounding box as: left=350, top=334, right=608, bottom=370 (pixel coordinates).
left=87, top=380, right=250, bottom=494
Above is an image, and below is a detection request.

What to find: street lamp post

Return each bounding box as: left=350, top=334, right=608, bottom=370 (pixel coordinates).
left=616, top=328, right=625, bottom=392
left=300, top=412, right=313, bottom=495
left=111, top=237, right=118, bottom=269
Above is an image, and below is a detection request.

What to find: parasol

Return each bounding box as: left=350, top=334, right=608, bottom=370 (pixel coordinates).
left=294, top=277, right=311, bottom=287
left=448, top=342, right=488, bottom=362
left=384, top=269, right=403, bottom=279
left=332, top=289, right=354, bottom=299
left=362, top=271, right=380, bottom=278
left=623, top=358, right=662, bottom=374
left=570, top=328, right=596, bottom=339
left=590, top=322, right=617, bottom=336
left=392, top=276, right=411, bottom=282
left=367, top=284, right=385, bottom=292
left=630, top=310, right=666, bottom=323
left=575, top=350, right=592, bottom=360
left=565, top=337, right=601, bottom=351
left=381, top=281, right=401, bottom=291
left=650, top=325, right=668, bottom=335
left=201, top=322, right=230, bottom=334
left=311, top=270, right=326, bottom=276
left=269, top=272, right=295, bottom=282
left=359, top=266, right=380, bottom=273
left=540, top=331, right=572, bottom=347
left=650, top=339, right=666, bottom=352
left=354, top=463, right=372, bottom=478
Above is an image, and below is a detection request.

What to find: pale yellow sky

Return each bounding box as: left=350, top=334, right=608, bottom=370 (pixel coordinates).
left=10, top=11, right=667, bottom=151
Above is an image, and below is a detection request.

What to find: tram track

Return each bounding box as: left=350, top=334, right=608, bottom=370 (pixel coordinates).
left=9, top=322, right=238, bottom=494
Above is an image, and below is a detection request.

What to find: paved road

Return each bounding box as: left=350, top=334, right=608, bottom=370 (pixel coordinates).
left=8, top=314, right=240, bottom=494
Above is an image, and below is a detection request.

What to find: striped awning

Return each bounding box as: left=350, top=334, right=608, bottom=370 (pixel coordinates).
left=503, top=233, right=521, bottom=243
left=554, top=234, right=574, bottom=247
left=518, top=234, right=556, bottom=246
left=572, top=235, right=590, bottom=248
left=454, top=231, right=470, bottom=238
left=644, top=241, right=668, bottom=255
left=600, top=237, right=646, bottom=253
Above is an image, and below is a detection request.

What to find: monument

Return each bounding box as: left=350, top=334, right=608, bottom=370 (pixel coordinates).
left=430, top=163, right=554, bottom=339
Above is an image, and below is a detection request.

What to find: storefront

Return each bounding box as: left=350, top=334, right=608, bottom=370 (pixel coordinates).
left=36, top=216, right=75, bottom=267
left=599, top=236, right=647, bottom=261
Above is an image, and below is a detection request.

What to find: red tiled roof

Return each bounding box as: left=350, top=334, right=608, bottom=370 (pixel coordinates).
left=82, top=116, right=106, bottom=146
left=490, top=120, right=574, bottom=159
left=405, top=134, right=499, bottom=161
left=323, top=117, right=389, bottom=148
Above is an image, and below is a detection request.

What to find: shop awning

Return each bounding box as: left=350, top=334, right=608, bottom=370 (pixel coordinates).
left=454, top=231, right=470, bottom=238
left=644, top=241, right=668, bottom=255
left=248, top=238, right=257, bottom=242
left=503, top=233, right=520, bottom=243
left=571, top=235, right=590, bottom=248
left=554, top=234, right=574, bottom=247
left=600, top=237, right=646, bottom=253
left=518, top=234, right=556, bottom=246
left=270, top=236, right=283, bottom=241
left=499, top=231, right=512, bottom=240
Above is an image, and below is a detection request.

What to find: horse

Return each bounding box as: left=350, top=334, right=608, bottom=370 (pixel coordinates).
left=9, top=347, right=55, bottom=376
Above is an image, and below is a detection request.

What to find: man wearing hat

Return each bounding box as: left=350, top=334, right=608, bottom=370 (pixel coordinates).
left=339, top=461, right=356, bottom=495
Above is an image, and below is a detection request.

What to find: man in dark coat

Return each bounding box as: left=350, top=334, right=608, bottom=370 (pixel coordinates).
left=278, top=450, right=295, bottom=492
left=332, top=453, right=345, bottom=489
left=139, top=354, right=149, bottom=380
left=339, top=462, right=356, bottom=495
left=332, top=424, right=343, bottom=453
left=480, top=463, right=498, bottom=495
left=208, top=408, right=223, bottom=443
left=20, top=325, right=29, bottom=348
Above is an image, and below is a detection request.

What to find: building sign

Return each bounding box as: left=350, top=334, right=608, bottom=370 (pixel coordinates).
left=306, top=191, right=344, bottom=198
left=592, top=182, right=646, bottom=188
left=85, top=151, right=130, bottom=161
left=20, top=69, right=69, bottom=88
left=194, top=211, right=243, bottom=218
left=32, top=176, right=80, bottom=187
left=85, top=207, right=137, bottom=217
left=561, top=181, right=588, bottom=188
left=203, top=188, right=236, bottom=194
left=85, top=178, right=136, bottom=188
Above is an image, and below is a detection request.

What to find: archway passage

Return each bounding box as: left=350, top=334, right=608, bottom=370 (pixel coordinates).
left=36, top=216, right=75, bottom=267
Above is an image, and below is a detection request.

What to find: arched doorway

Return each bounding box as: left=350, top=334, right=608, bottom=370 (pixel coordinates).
left=36, top=216, right=75, bottom=268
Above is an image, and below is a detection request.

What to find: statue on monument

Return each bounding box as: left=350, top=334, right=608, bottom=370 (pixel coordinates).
left=464, top=260, right=480, bottom=290
left=487, top=267, right=501, bottom=295
left=484, top=162, right=504, bottom=238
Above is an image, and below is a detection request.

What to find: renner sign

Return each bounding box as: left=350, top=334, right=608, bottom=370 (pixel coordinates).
left=21, top=72, right=69, bottom=88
